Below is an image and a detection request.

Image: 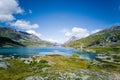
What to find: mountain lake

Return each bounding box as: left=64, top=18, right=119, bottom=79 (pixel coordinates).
left=0, top=47, right=96, bottom=60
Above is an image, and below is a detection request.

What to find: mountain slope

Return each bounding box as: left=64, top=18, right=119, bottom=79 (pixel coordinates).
left=0, top=26, right=53, bottom=47
left=0, top=27, right=41, bottom=42
left=65, top=26, right=120, bottom=54
left=65, top=36, right=78, bottom=44
left=0, top=37, right=25, bottom=47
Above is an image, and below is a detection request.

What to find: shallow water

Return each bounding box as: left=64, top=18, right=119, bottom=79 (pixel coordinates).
left=0, top=47, right=96, bottom=60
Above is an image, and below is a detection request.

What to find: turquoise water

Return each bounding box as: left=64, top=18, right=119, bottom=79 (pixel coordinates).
left=0, top=47, right=96, bottom=60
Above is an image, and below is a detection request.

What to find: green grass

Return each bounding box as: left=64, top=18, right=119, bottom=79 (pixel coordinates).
left=0, top=59, right=32, bottom=80
left=0, top=54, right=120, bottom=80
left=89, top=46, right=120, bottom=54
left=0, top=59, right=51, bottom=80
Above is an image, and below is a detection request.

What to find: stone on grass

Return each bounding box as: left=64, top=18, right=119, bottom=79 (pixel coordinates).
left=0, top=59, right=10, bottom=69
left=25, top=76, right=44, bottom=80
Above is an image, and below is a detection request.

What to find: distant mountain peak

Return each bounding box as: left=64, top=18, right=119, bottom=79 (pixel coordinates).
left=65, top=36, right=78, bottom=44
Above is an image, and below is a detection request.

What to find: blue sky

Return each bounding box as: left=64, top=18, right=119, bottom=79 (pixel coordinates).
left=0, top=0, right=120, bottom=43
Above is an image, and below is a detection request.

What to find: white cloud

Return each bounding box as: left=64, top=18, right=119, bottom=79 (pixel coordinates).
left=60, top=27, right=103, bottom=43
left=91, top=29, right=101, bottom=34
left=42, top=37, right=66, bottom=44
left=0, top=0, right=23, bottom=22
left=26, top=30, right=42, bottom=38
left=72, top=27, right=88, bottom=33
left=72, top=27, right=89, bottom=38
left=65, top=32, right=72, bottom=37
left=10, top=20, right=39, bottom=29
left=29, top=9, right=32, bottom=14
left=0, top=14, right=15, bottom=22
left=45, top=38, right=58, bottom=43
left=63, top=27, right=90, bottom=39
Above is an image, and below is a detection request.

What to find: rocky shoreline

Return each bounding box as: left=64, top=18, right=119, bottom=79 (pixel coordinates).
left=0, top=54, right=120, bottom=80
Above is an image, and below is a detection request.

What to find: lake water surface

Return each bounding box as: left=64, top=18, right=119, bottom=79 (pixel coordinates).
left=0, top=47, right=96, bottom=60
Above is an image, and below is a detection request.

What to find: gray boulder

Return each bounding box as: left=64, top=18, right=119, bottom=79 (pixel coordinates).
left=0, top=58, right=10, bottom=69
left=25, top=76, right=44, bottom=80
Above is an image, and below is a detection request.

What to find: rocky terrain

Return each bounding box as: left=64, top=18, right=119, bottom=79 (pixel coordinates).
left=0, top=54, right=120, bottom=80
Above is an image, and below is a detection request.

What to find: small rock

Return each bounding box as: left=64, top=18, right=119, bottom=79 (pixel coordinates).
left=0, top=55, right=3, bottom=58
left=57, top=77, right=63, bottom=80
left=20, top=57, right=33, bottom=64
left=25, top=76, right=44, bottom=80
left=47, top=60, right=55, bottom=66
left=0, top=59, right=10, bottom=69
left=42, top=68, right=49, bottom=72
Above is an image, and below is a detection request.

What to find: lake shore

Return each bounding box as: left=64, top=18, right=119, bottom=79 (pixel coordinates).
left=0, top=54, right=120, bottom=80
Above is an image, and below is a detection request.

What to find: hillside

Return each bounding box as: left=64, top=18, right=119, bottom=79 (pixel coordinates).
left=64, top=26, right=120, bottom=54
left=65, top=36, right=78, bottom=44
left=0, top=26, right=53, bottom=47
left=0, top=37, right=25, bottom=47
